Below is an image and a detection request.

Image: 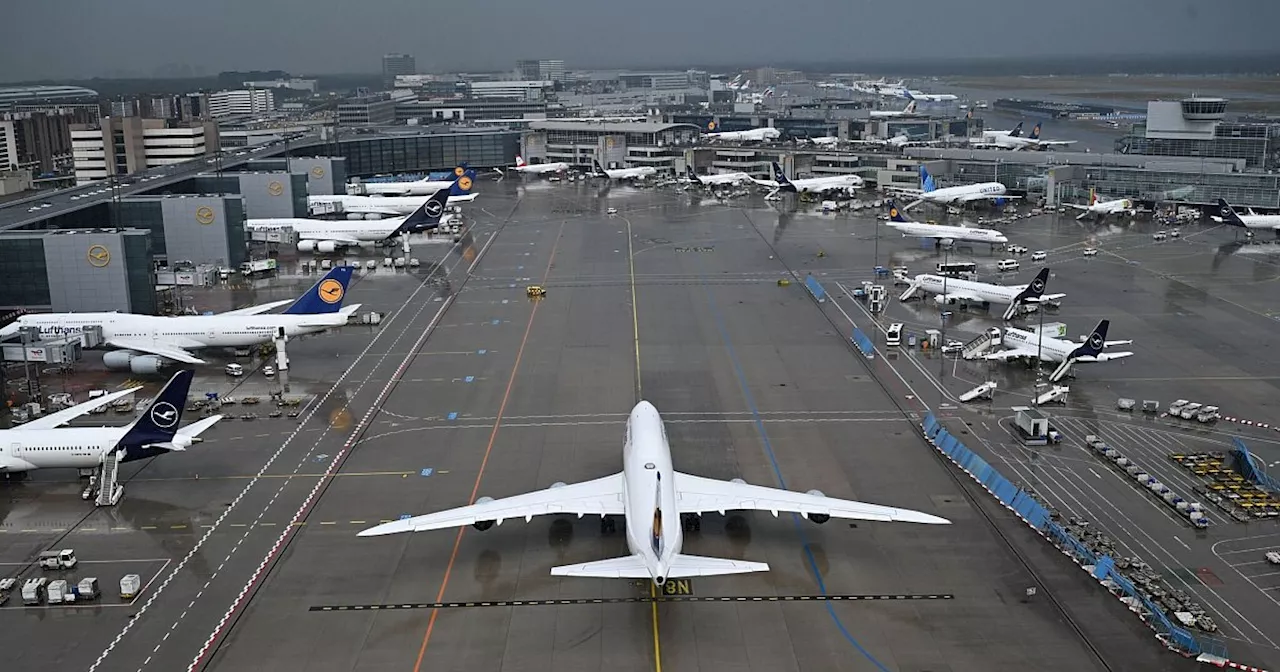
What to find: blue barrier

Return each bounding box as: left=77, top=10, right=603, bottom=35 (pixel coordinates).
left=804, top=275, right=826, bottom=302
left=920, top=413, right=1226, bottom=659
left=850, top=327, right=875, bottom=358
left=1230, top=438, right=1280, bottom=494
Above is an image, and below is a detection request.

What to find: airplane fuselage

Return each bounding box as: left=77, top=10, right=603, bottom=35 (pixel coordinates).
left=888, top=222, right=1007, bottom=245
left=783, top=175, right=863, bottom=193
left=0, top=427, right=133, bottom=471
left=514, top=162, right=570, bottom=175
left=354, top=180, right=453, bottom=196
left=602, top=167, right=657, bottom=180
left=922, top=183, right=1009, bottom=205
left=310, top=194, right=475, bottom=216
left=693, top=172, right=753, bottom=186
left=1000, top=328, right=1076, bottom=362
left=247, top=218, right=405, bottom=244
left=916, top=274, right=1022, bottom=304
left=12, top=312, right=351, bottom=349
left=622, top=401, right=683, bottom=584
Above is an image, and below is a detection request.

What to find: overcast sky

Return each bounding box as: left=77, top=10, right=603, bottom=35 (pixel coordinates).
left=2, top=0, right=1276, bottom=81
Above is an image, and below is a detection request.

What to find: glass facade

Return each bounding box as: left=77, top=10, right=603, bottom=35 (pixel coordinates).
left=335, top=132, right=519, bottom=176
left=0, top=236, right=50, bottom=307
left=115, top=200, right=165, bottom=255
left=122, top=232, right=156, bottom=314
left=1083, top=167, right=1280, bottom=209
left=1116, top=123, right=1278, bottom=170
left=224, top=199, right=247, bottom=267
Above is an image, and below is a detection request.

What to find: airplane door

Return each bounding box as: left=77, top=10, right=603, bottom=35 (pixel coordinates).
left=9, top=443, right=22, bottom=459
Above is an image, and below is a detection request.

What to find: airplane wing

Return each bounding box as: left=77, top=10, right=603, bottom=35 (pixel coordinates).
left=106, top=338, right=207, bottom=364
left=302, top=234, right=364, bottom=245
left=939, top=290, right=983, bottom=303
left=16, top=386, right=143, bottom=430
left=899, top=198, right=927, bottom=211
left=220, top=300, right=294, bottom=317
left=1104, top=339, right=1133, bottom=347
left=673, top=472, right=948, bottom=524
left=358, top=473, right=626, bottom=536
left=1064, top=204, right=1090, bottom=211
left=955, top=193, right=1021, bottom=204
left=352, top=206, right=404, bottom=217
left=1040, top=293, right=1067, bottom=301
left=980, top=348, right=1033, bottom=362
left=1077, top=351, right=1133, bottom=362
left=1037, top=140, right=1077, bottom=147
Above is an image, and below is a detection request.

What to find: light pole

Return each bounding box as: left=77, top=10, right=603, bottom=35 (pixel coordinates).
left=938, top=246, right=949, bottom=405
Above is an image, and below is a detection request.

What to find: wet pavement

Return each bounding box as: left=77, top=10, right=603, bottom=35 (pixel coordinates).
left=3, top=179, right=1258, bottom=671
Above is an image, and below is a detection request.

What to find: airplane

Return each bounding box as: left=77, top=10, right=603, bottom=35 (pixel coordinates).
left=349, top=164, right=470, bottom=196
left=705, top=127, right=782, bottom=142
left=498, top=155, right=571, bottom=176
left=980, top=122, right=1024, bottom=140
left=853, top=79, right=907, bottom=97
left=891, top=167, right=1017, bottom=211
left=1214, top=199, right=1280, bottom=237
left=798, top=135, right=841, bottom=148
left=885, top=200, right=1009, bottom=248
left=684, top=165, right=753, bottom=187
left=310, top=169, right=477, bottom=217
left=905, top=90, right=958, bottom=102
left=869, top=100, right=918, bottom=118
left=1065, top=190, right=1135, bottom=220
left=903, top=268, right=1064, bottom=320
left=0, top=370, right=221, bottom=479
left=359, top=400, right=949, bottom=586
left=761, top=161, right=863, bottom=194
left=592, top=160, right=656, bottom=181
left=248, top=190, right=450, bottom=253
left=0, top=266, right=361, bottom=374
left=976, top=319, right=1133, bottom=382
left=970, top=123, right=1076, bottom=151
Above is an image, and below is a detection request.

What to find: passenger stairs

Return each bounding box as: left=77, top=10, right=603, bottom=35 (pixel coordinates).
left=1034, top=384, right=1070, bottom=405
left=899, top=280, right=922, bottom=302
left=961, top=328, right=1002, bottom=361
left=95, top=451, right=123, bottom=507
left=959, top=381, right=998, bottom=402
left=1049, top=358, right=1076, bottom=383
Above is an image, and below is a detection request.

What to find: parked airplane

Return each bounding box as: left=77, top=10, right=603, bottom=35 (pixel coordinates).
left=971, top=123, right=1076, bottom=151
left=1215, top=199, right=1280, bottom=237
left=905, top=90, right=958, bottom=102
left=803, top=136, right=842, bottom=148
left=499, top=155, right=571, bottom=176
left=981, top=122, right=1024, bottom=140
left=1065, top=190, right=1135, bottom=220
left=869, top=101, right=918, bottom=118
left=359, top=400, right=948, bottom=585
left=249, top=190, right=450, bottom=253
left=762, top=161, right=863, bottom=194
left=977, top=319, right=1133, bottom=382
left=885, top=200, right=1009, bottom=247
left=892, top=167, right=1016, bottom=210
left=592, top=160, right=656, bottom=180
left=349, top=164, right=470, bottom=196
left=1, top=267, right=360, bottom=374
left=684, top=165, right=753, bottom=187
left=853, top=79, right=907, bottom=97
left=310, top=170, right=477, bottom=217
left=0, top=370, right=220, bottom=478
left=705, top=127, right=781, bottom=142
left=903, top=268, right=1064, bottom=320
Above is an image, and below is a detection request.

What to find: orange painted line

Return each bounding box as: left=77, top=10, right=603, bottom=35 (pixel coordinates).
left=412, top=222, right=566, bottom=672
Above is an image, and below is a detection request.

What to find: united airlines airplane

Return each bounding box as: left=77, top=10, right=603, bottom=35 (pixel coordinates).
left=891, top=166, right=1017, bottom=211
left=360, top=401, right=949, bottom=586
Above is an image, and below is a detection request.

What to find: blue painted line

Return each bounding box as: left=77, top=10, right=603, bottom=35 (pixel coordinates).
left=465, top=376, right=474, bottom=383
left=699, top=275, right=893, bottom=672
left=477, top=349, right=487, bottom=355
left=447, top=412, right=458, bottom=421
left=420, top=468, right=434, bottom=477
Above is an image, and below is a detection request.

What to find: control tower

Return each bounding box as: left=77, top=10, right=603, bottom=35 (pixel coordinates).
left=1145, top=97, right=1228, bottom=139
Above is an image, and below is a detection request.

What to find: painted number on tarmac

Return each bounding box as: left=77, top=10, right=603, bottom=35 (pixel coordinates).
left=662, top=579, right=694, bottom=596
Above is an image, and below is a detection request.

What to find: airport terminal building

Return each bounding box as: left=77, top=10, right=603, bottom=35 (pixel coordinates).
left=0, top=229, right=155, bottom=313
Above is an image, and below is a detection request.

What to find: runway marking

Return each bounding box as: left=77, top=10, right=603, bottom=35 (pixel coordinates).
left=312, top=594, right=954, bottom=611
left=414, top=220, right=565, bottom=672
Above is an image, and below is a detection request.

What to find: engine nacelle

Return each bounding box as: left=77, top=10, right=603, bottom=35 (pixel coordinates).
left=364, top=213, right=384, bottom=220
left=316, top=241, right=339, bottom=253
left=346, top=213, right=364, bottom=221
left=297, top=240, right=318, bottom=252
left=102, top=350, right=165, bottom=375
left=934, top=294, right=956, bottom=306
left=472, top=496, right=496, bottom=531
left=805, top=490, right=831, bottom=524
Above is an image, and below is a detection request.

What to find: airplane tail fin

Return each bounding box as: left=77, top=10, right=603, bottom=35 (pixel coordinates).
left=515, top=155, right=526, bottom=167
left=1008, top=268, right=1051, bottom=319
left=771, top=162, right=795, bottom=190
left=1009, top=121, right=1024, bottom=138
left=887, top=200, right=911, bottom=223
left=919, top=166, right=937, bottom=193
left=449, top=169, right=476, bottom=197
left=396, top=189, right=450, bottom=234
left=592, top=159, right=608, bottom=176
left=1071, top=319, right=1110, bottom=360
left=905, top=100, right=918, bottom=114
left=1217, top=198, right=1247, bottom=227
left=283, top=265, right=356, bottom=315
left=1029, top=122, right=1042, bottom=140
left=117, top=369, right=195, bottom=452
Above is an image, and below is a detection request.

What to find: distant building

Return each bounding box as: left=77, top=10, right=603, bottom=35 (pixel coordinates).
left=469, top=81, right=554, bottom=102
left=338, top=94, right=397, bottom=125
left=382, top=53, right=417, bottom=86
left=619, top=71, right=708, bottom=91
left=517, top=59, right=566, bottom=83
left=208, top=89, right=276, bottom=118
left=71, top=117, right=218, bottom=184
left=525, top=119, right=700, bottom=173
left=0, top=108, right=79, bottom=174
left=242, top=78, right=319, bottom=93
left=1116, top=98, right=1277, bottom=170
left=0, top=85, right=99, bottom=111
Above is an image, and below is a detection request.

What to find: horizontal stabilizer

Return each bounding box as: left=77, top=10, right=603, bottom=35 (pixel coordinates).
left=549, top=553, right=771, bottom=579
left=667, top=554, right=770, bottom=578
left=551, top=554, right=649, bottom=578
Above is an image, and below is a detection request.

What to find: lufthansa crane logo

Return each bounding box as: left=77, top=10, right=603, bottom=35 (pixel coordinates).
left=268, top=180, right=284, bottom=196
left=1088, top=333, right=1104, bottom=350
left=195, top=206, right=215, bottom=225
left=149, top=401, right=179, bottom=429
left=318, top=278, right=344, bottom=304
left=453, top=166, right=465, bottom=177
left=87, top=245, right=111, bottom=267
left=310, top=166, right=326, bottom=178
left=707, top=121, right=716, bottom=130
left=457, top=175, right=473, bottom=191
left=425, top=200, right=444, bottom=219
left=1030, top=279, right=1045, bottom=293
left=606, top=137, right=615, bottom=149
left=889, top=207, right=899, bottom=219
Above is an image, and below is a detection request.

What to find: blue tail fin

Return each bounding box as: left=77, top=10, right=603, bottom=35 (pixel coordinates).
left=593, top=159, right=608, bottom=176
left=449, top=169, right=476, bottom=197
left=1009, top=121, right=1024, bottom=138
left=118, top=370, right=194, bottom=453
left=283, top=265, right=356, bottom=315
left=771, top=162, right=794, bottom=189
left=397, top=189, right=450, bottom=234
left=887, top=200, right=911, bottom=223
left=451, top=162, right=470, bottom=179
left=1217, top=198, right=1246, bottom=227
left=919, top=166, right=937, bottom=193
left=1069, top=320, right=1110, bottom=359
left=1016, top=268, right=1051, bottom=302
left=1029, top=122, right=1042, bottom=140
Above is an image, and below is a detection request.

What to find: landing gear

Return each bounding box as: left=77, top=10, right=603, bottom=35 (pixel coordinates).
left=600, top=516, right=617, bottom=535
left=681, top=513, right=701, bottom=533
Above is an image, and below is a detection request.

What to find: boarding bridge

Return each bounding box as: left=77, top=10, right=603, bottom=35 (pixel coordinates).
left=1034, top=384, right=1070, bottom=405
left=959, top=381, right=998, bottom=402
left=962, top=328, right=1002, bottom=360
left=94, top=451, right=123, bottom=506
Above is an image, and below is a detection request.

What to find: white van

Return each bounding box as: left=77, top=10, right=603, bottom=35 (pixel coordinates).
left=225, top=363, right=244, bottom=377
left=996, top=259, right=1020, bottom=272
left=886, top=323, right=904, bottom=347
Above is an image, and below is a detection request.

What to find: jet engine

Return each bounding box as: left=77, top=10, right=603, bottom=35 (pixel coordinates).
left=364, top=213, right=384, bottom=220
left=934, top=294, right=957, bottom=306
left=805, top=490, right=831, bottom=524
left=102, top=350, right=165, bottom=375
left=346, top=213, right=364, bottom=221
left=297, top=240, right=318, bottom=252
left=472, top=496, right=496, bottom=531
left=315, top=241, right=339, bottom=253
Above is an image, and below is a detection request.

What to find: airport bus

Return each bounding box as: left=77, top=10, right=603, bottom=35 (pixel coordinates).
left=936, top=261, right=978, bottom=279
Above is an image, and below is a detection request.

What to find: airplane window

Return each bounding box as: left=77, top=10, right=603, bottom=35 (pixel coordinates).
left=645, top=462, right=656, bottom=469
